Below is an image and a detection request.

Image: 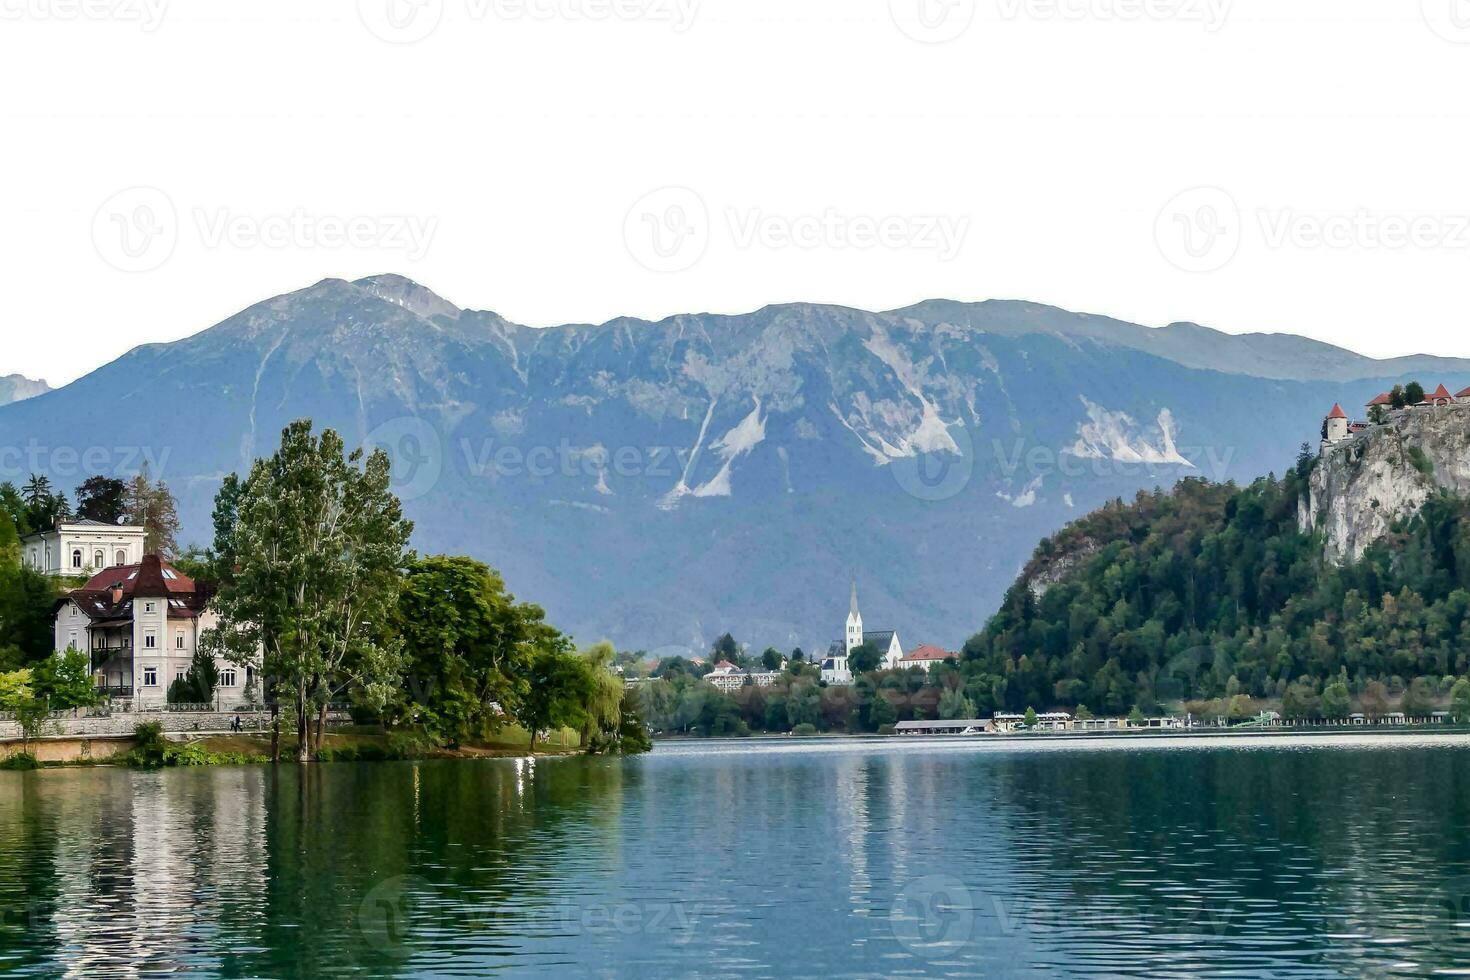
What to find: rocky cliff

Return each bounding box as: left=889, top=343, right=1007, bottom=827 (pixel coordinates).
left=1303, top=404, right=1470, bottom=563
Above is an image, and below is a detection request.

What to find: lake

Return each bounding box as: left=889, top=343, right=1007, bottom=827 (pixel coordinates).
left=3, top=734, right=1470, bottom=977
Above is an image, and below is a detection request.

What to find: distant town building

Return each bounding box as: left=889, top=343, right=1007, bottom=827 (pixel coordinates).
left=821, top=582, right=904, bottom=684
left=21, top=520, right=147, bottom=577
left=704, top=660, right=747, bottom=693
left=900, top=645, right=957, bottom=672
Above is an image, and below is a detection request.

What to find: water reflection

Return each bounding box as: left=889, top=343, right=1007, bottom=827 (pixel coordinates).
left=0, top=736, right=1468, bottom=977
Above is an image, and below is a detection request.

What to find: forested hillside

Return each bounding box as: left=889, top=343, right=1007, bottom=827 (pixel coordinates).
left=956, top=459, right=1470, bottom=718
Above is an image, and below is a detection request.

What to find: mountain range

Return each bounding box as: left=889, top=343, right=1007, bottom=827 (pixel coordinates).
left=0, top=375, right=48, bottom=406
left=3, top=275, right=1467, bottom=656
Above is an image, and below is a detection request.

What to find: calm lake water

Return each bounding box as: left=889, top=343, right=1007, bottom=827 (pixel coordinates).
left=3, top=734, right=1470, bottom=977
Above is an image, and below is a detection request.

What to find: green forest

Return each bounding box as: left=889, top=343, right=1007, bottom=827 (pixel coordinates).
left=957, top=456, right=1470, bottom=721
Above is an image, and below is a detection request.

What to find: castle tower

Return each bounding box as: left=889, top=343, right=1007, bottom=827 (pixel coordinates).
left=1324, top=403, right=1349, bottom=446
left=845, top=580, right=863, bottom=655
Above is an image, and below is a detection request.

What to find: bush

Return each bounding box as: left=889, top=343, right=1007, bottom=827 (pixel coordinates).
left=0, top=752, right=40, bottom=771
left=1408, top=447, right=1435, bottom=477
left=792, top=723, right=818, bottom=737
left=126, top=721, right=170, bottom=768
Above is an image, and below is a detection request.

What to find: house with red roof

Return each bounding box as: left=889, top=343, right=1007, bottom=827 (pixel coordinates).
left=50, top=554, right=253, bottom=705
left=900, top=645, right=958, bottom=673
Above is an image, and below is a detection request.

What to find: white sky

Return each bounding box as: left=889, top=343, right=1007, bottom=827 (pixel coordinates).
left=3, top=0, right=1469, bottom=386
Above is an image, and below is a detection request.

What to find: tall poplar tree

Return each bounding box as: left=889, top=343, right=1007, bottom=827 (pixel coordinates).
left=208, top=420, right=413, bottom=761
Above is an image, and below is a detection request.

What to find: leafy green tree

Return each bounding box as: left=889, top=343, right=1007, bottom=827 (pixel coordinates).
left=33, top=648, right=99, bottom=709
left=1321, top=682, right=1351, bottom=720
left=516, top=641, right=593, bottom=751
left=1126, top=706, right=1144, bottom=726
left=1451, top=678, right=1470, bottom=723
left=0, top=562, right=61, bottom=667
left=1401, top=676, right=1438, bottom=717
left=711, top=632, right=740, bottom=664
left=761, top=647, right=783, bottom=672
left=74, top=476, right=127, bottom=525
left=869, top=694, right=898, bottom=730
left=208, top=421, right=413, bottom=761
left=1074, top=704, right=1094, bottom=721
left=938, top=687, right=976, bottom=720
left=1023, top=706, right=1038, bottom=728
left=1405, top=381, right=1426, bottom=406
left=394, top=555, right=545, bottom=747
left=848, top=642, right=883, bottom=675
left=577, top=641, right=628, bottom=753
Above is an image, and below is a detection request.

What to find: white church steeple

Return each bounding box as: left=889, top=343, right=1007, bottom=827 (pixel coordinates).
left=845, top=580, right=863, bottom=654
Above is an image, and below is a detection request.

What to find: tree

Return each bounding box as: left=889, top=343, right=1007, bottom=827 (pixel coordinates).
left=123, top=469, right=181, bottom=557
left=869, top=693, right=898, bottom=730
left=74, top=476, right=127, bottom=525
left=711, top=633, right=740, bottom=664
left=1361, top=680, right=1389, bottom=719
left=516, top=642, right=593, bottom=751
left=1023, top=706, right=1039, bottom=728
left=394, top=555, right=548, bottom=747
left=1126, top=706, right=1144, bottom=726
left=33, top=647, right=99, bottom=710
left=848, top=642, right=883, bottom=675
left=1451, top=678, right=1470, bottom=724
left=0, top=563, right=61, bottom=666
left=207, top=421, right=413, bottom=762
left=1390, top=385, right=1407, bottom=410
left=1321, top=681, right=1351, bottom=721
left=577, top=641, right=627, bottom=753
left=761, top=647, right=783, bottom=672
left=1405, top=381, right=1426, bottom=407
left=938, top=687, right=976, bottom=720
left=1401, top=676, right=1438, bottom=718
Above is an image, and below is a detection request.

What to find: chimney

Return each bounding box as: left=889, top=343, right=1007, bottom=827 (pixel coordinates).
left=111, top=586, right=124, bottom=604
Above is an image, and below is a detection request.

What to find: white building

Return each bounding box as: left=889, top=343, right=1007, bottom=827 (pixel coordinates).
left=821, top=583, right=904, bottom=684
left=22, top=519, right=147, bottom=577
left=899, top=645, right=957, bottom=673
left=51, top=554, right=253, bottom=707
left=704, top=660, right=747, bottom=693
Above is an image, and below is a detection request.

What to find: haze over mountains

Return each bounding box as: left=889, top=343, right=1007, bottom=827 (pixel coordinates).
left=3, top=275, right=1466, bottom=655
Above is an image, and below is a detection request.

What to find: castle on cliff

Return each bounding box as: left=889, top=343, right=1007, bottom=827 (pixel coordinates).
left=1320, top=383, right=1470, bottom=453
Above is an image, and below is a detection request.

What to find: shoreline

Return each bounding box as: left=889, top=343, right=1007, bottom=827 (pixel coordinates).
left=653, top=724, right=1470, bottom=744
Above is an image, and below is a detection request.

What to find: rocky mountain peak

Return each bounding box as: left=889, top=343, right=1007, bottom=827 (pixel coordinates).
left=352, top=274, right=462, bottom=322
left=0, top=374, right=49, bottom=406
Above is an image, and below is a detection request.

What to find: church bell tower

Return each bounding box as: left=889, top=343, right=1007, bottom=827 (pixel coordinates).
left=845, top=580, right=863, bottom=655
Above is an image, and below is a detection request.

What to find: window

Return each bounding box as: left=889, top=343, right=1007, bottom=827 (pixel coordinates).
left=175, top=671, right=186, bottom=683
left=142, top=667, right=157, bottom=687
left=175, top=632, right=185, bottom=650
left=219, top=669, right=237, bottom=688
left=115, top=549, right=126, bottom=565
left=144, top=602, right=155, bottom=613
left=94, top=550, right=104, bottom=568
left=72, top=549, right=83, bottom=569
left=144, top=633, right=156, bottom=649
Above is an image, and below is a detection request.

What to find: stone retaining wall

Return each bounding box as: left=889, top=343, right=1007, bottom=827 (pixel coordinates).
left=0, top=709, right=350, bottom=741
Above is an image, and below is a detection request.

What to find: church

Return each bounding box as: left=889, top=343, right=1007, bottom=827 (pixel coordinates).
left=820, top=583, right=904, bottom=684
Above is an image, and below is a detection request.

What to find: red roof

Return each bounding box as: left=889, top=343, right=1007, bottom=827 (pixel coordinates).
left=1327, top=403, right=1347, bottom=419
left=903, top=644, right=957, bottom=662
left=1367, top=393, right=1394, bottom=406
left=80, top=555, right=195, bottom=596
left=1458, top=387, right=1470, bottom=400
left=1429, top=384, right=1455, bottom=402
